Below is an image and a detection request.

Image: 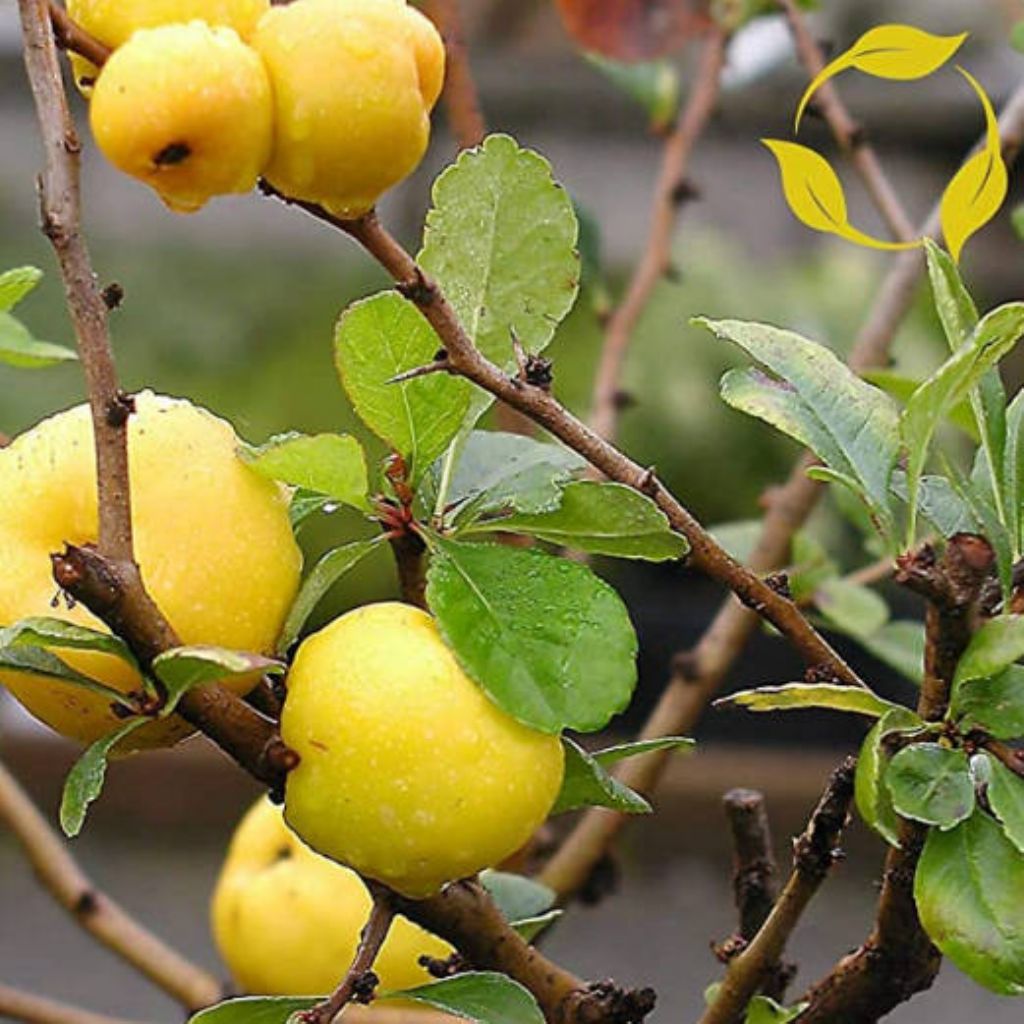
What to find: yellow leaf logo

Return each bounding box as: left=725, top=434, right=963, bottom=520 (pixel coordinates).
left=795, top=25, right=968, bottom=130
left=940, top=68, right=1009, bottom=263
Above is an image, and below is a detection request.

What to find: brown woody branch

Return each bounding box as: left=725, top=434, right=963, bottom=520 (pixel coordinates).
left=0, top=984, right=143, bottom=1024
left=0, top=760, right=222, bottom=1011
left=701, top=759, right=855, bottom=1024
left=48, top=1, right=110, bottom=66
left=589, top=26, right=728, bottom=443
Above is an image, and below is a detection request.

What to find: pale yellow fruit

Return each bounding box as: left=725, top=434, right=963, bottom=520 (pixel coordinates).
left=254, top=0, right=446, bottom=218
left=212, top=798, right=452, bottom=995
left=90, top=23, right=272, bottom=213
left=67, top=0, right=269, bottom=94
left=281, top=603, right=564, bottom=899
left=0, top=392, right=301, bottom=749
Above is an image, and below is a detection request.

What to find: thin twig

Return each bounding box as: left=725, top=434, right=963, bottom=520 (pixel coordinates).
left=299, top=886, right=395, bottom=1024
left=48, top=1, right=110, bottom=67
left=777, top=0, right=916, bottom=244
left=0, top=984, right=145, bottom=1024
left=424, top=0, right=487, bottom=150
left=701, top=759, right=855, bottom=1024
left=537, top=81, right=1024, bottom=900
left=0, top=760, right=222, bottom=1011
left=589, top=26, right=728, bottom=443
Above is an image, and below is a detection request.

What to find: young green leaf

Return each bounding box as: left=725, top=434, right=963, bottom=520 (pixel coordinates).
left=288, top=489, right=337, bottom=531
left=745, top=996, right=808, bottom=1024
left=480, top=870, right=556, bottom=923
left=864, top=368, right=978, bottom=440
left=814, top=577, right=889, bottom=640
left=924, top=239, right=979, bottom=352
left=510, top=910, right=562, bottom=942
left=2, top=617, right=138, bottom=671
left=884, top=744, right=975, bottom=830
left=552, top=736, right=694, bottom=815
left=242, top=433, right=370, bottom=512
left=60, top=718, right=149, bottom=837
left=954, top=615, right=1024, bottom=689
left=0, top=266, right=43, bottom=311
left=915, top=809, right=1024, bottom=995
left=419, top=134, right=580, bottom=428
left=856, top=620, right=925, bottom=684
left=335, top=292, right=471, bottom=482
left=277, top=538, right=384, bottom=654
left=890, top=471, right=978, bottom=538
left=974, top=753, right=1024, bottom=855
left=0, top=644, right=137, bottom=709
left=699, top=318, right=900, bottom=533
left=468, top=481, right=688, bottom=562
left=583, top=54, right=680, bottom=132
left=425, top=538, right=637, bottom=733
left=151, top=646, right=284, bottom=715
left=0, top=311, right=77, bottom=369
left=187, top=997, right=318, bottom=1024
left=382, top=972, right=546, bottom=1024
left=1004, top=389, right=1024, bottom=554
left=716, top=683, right=897, bottom=718
left=952, top=666, right=1024, bottom=740
left=855, top=706, right=926, bottom=846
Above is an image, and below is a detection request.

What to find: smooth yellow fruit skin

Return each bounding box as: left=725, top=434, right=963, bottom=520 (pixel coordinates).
left=212, top=798, right=452, bottom=995
left=67, top=0, right=269, bottom=94
left=281, top=603, right=564, bottom=899
left=254, top=0, right=446, bottom=218
left=0, top=392, right=301, bottom=750
left=90, top=23, right=272, bottom=213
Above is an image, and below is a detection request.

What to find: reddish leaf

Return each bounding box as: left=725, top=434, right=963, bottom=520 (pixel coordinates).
left=555, top=0, right=710, bottom=62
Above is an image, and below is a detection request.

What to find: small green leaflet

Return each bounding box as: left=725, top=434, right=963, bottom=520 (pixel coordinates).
left=335, top=292, right=471, bottom=483
left=0, top=643, right=137, bottom=710
left=1013, top=203, right=1024, bottom=238
left=0, top=311, right=77, bottom=369
left=973, top=753, right=1024, bottom=855
left=242, top=433, right=370, bottom=512
left=419, top=134, right=580, bottom=429
left=864, top=369, right=978, bottom=440
left=716, top=683, right=897, bottom=718
left=480, top=870, right=561, bottom=939
left=2, top=617, right=138, bottom=671
left=277, top=538, right=384, bottom=654
left=954, top=615, right=1024, bottom=689
left=468, top=481, right=688, bottom=561
left=884, top=744, right=975, bottom=830
left=151, top=646, right=284, bottom=715
left=855, top=706, right=925, bottom=846
left=703, top=983, right=807, bottom=1023
left=381, top=972, right=545, bottom=1024
left=583, top=54, right=680, bottom=132
left=915, top=809, right=1024, bottom=995
left=288, top=489, right=337, bottom=531
left=186, top=997, right=318, bottom=1024
left=553, top=736, right=694, bottom=815
left=425, top=537, right=637, bottom=734
left=953, top=666, right=1024, bottom=740
left=60, top=717, right=150, bottom=836
left=814, top=577, right=889, bottom=640
left=0, top=266, right=43, bottom=311
left=891, top=471, right=978, bottom=538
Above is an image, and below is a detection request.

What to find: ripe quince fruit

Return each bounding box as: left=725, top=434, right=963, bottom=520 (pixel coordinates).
left=66, top=0, right=268, bottom=94
left=281, top=603, right=564, bottom=899
left=254, top=0, right=446, bottom=218
left=90, top=23, right=273, bottom=213
left=212, top=798, right=452, bottom=995
left=0, top=392, right=301, bottom=749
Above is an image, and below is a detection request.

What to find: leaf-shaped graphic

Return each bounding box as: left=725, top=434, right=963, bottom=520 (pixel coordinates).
left=763, top=141, right=921, bottom=252
left=795, top=25, right=967, bottom=130
left=941, top=68, right=1009, bottom=263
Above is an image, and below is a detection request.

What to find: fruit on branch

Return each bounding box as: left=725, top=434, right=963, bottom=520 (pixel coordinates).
left=66, top=0, right=269, bottom=93
left=90, top=22, right=273, bottom=213
left=253, top=0, right=446, bottom=218
left=0, top=392, right=301, bottom=749
left=212, top=798, right=451, bottom=995
left=281, top=603, right=564, bottom=898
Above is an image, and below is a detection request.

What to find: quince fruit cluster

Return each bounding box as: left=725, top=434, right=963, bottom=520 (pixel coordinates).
left=71, top=0, right=445, bottom=215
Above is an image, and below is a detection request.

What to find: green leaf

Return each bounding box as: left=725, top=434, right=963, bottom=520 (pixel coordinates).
left=277, top=538, right=384, bottom=654
left=716, top=683, right=897, bottom=718
left=891, top=471, right=978, bottom=538
left=814, top=577, right=889, bottom=640
left=1012, top=20, right=1024, bottom=54
left=865, top=369, right=979, bottom=440
left=0, top=311, right=77, bottom=369
left=187, top=997, right=318, bottom=1024
left=745, top=996, right=808, bottom=1024
left=952, top=665, right=1024, bottom=740
left=885, top=744, right=975, bottom=829
left=916, top=808, right=1024, bottom=995
left=0, top=266, right=42, bottom=311
left=335, top=292, right=471, bottom=482
left=0, top=643, right=137, bottom=709
left=974, top=753, right=1024, bottom=855
left=857, top=620, right=925, bottom=684
left=151, top=646, right=284, bottom=715
left=425, top=538, right=637, bottom=733
left=855, top=706, right=925, bottom=846
left=1013, top=204, right=1024, bottom=240
left=468, top=481, right=688, bottom=561
left=552, top=736, right=693, bottom=815
left=954, top=615, right=1024, bottom=688
left=1004, top=389, right=1024, bottom=553
left=787, top=532, right=837, bottom=603
left=584, top=54, right=680, bottom=132
left=3, top=617, right=138, bottom=671
left=439, top=432, right=586, bottom=523
left=60, top=718, right=149, bottom=836
left=382, top=972, right=545, bottom=1024
left=700, top=317, right=899, bottom=533
left=289, top=489, right=338, bottom=531
left=510, top=910, right=562, bottom=942
left=420, top=134, right=580, bottom=427
left=924, top=239, right=979, bottom=353
left=242, top=433, right=369, bottom=512
left=480, top=870, right=555, bottom=923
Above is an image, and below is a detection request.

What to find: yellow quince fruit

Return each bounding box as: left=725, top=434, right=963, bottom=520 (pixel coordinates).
left=281, top=603, right=564, bottom=899
left=90, top=23, right=272, bottom=213
left=66, top=0, right=269, bottom=94
left=0, top=392, right=301, bottom=750
left=254, top=0, right=446, bottom=218
left=212, top=797, right=452, bottom=995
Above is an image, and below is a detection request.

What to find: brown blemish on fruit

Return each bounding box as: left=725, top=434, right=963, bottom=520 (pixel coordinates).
left=153, top=142, right=191, bottom=167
